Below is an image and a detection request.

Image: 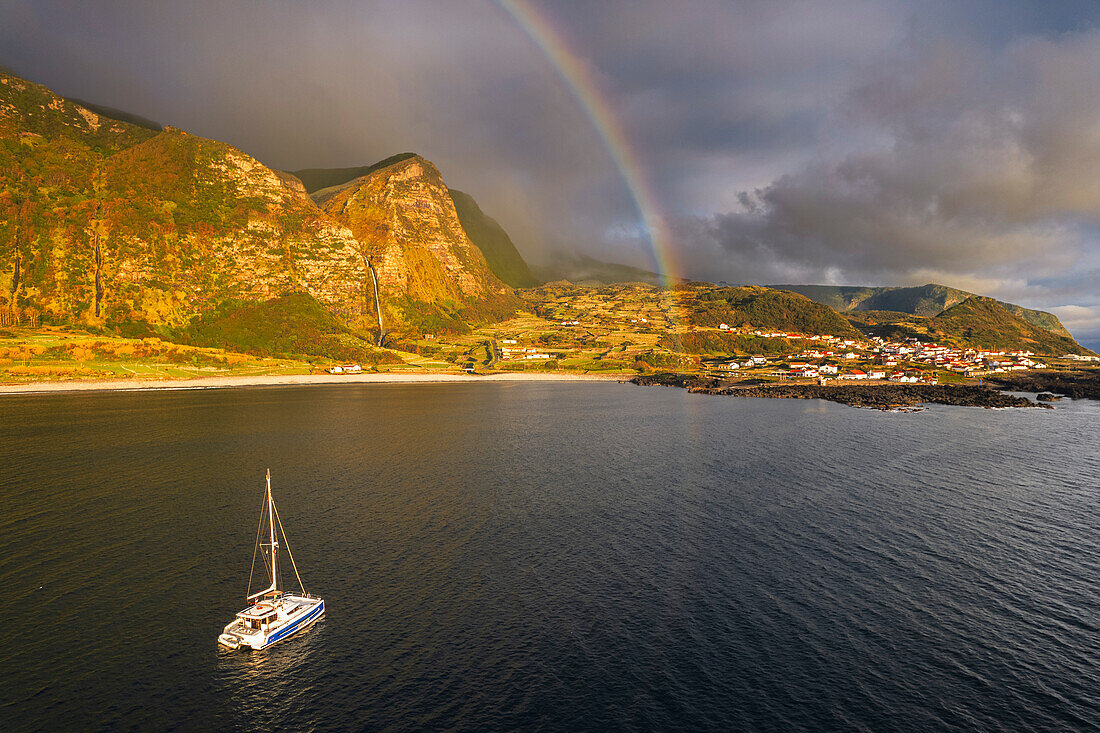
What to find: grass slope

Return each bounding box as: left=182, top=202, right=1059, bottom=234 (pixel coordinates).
left=928, top=297, right=1092, bottom=355
left=690, top=286, right=862, bottom=338
left=181, top=293, right=400, bottom=364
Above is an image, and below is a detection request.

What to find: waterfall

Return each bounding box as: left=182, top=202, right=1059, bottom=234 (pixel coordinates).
left=365, top=256, right=385, bottom=347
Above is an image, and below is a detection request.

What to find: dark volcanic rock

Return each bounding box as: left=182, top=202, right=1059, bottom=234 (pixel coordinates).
left=631, top=373, right=1049, bottom=410
left=1036, top=392, right=1060, bottom=402
left=986, top=369, right=1100, bottom=401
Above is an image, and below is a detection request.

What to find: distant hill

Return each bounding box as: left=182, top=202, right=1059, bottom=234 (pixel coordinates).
left=773, top=283, right=1072, bottom=336
left=688, top=286, right=862, bottom=338
left=928, top=297, right=1092, bottom=355
left=846, top=299, right=1093, bottom=355
left=767, top=284, right=881, bottom=312
left=532, top=253, right=663, bottom=286
left=448, top=189, right=539, bottom=288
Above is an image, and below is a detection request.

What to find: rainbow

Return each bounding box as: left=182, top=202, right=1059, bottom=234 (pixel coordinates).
left=497, top=0, right=680, bottom=285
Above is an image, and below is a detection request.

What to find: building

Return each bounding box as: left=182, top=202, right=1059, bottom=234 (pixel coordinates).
left=703, top=358, right=740, bottom=373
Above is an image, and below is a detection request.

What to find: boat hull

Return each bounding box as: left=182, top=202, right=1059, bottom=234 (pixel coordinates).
left=219, top=596, right=325, bottom=651
left=257, top=598, right=325, bottom=649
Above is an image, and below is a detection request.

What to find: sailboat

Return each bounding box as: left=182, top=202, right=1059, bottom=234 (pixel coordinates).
left=218, top=470, right=325, bottom=650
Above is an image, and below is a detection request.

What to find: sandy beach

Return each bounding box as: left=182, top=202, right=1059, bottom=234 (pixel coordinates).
left=0, top=370, right=624, bottom=396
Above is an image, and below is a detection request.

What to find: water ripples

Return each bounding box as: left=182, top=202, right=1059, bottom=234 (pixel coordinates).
left=2, top=384, right=1098, bottom=730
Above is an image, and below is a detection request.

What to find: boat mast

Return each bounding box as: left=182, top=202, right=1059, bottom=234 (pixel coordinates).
left=267, top=468, right=278, bottom=594
left=247, top=469, right=281, bottom=602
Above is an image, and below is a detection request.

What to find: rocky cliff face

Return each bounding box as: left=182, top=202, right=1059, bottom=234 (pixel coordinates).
left=2, top=70, right=517, bottom=337
left=318, top=155, right=517, bottom=330
left=0, top=69, right=371, bottom=329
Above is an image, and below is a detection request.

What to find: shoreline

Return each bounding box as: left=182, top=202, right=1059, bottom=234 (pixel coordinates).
left=0, top=370, right=623, bottom=396
left=631, top=373, right=1055, bottom=410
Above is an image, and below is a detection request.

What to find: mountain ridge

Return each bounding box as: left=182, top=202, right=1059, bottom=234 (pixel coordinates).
left=844, top=297, right=1094, bottom=356
left=0, top=69, right=517, bottom=353
left=772, top=283, right=1071, bottom=336
left=2, top=67, right=1093, bottom=359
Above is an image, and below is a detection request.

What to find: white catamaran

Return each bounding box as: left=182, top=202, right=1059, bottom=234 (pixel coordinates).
left=218, top=470, right=325, bottom=651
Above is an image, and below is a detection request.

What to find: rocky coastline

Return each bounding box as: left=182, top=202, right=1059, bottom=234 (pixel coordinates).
left=631, top=374, right=1051, bottom=410
left=985, top=369, right=1100, bottom=401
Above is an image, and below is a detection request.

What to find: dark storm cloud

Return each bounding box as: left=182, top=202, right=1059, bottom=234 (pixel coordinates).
left=1, top=0, right=1098, bottom=343
left=682, top=29, right=1100, bottom=344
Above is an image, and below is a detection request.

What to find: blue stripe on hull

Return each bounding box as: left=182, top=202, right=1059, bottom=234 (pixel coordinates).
left=257, top=600, right=325, bottom=649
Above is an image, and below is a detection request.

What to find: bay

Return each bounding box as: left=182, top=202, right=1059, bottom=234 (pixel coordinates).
left=2, top=383, right=1098, bottom=730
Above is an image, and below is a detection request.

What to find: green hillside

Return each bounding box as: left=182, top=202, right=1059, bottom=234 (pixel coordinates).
left=856, top=284, right=970, bottom=316
left=181, top=292, right=400, bottom=364
left=448, top=188, right=538, bottom=288
left=1000, top=303, right=1068, bottom=334
left=845, top=300, right=1093, bottom=355
left=927, top=297, right=1092, bottom=355
left=688, top=286, right=862, bottom=337
left=844, top=310, right=933, bottom=343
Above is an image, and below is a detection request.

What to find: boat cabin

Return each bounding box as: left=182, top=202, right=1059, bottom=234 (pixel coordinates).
left=237, top=602, right=280, bottom=630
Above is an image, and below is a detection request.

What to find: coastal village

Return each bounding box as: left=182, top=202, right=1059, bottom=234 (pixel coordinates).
left=414, top=284, right=1095, bottom=386
left=3, top=282, right=1096, bottom=389
left=701, top=332, right=1059, bottom=383
left=489, top=322, right=1071, bottom=383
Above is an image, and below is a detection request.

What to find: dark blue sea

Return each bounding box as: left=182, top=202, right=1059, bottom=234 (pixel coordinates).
left=2, top=382, right=1098, bottom=731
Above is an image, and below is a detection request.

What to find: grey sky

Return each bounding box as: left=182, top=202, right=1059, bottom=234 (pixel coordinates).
left=1, top=0, right=1098, bottom=347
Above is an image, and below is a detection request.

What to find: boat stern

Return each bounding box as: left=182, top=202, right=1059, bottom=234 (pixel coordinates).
left=217, top=633, right=241, bottom=650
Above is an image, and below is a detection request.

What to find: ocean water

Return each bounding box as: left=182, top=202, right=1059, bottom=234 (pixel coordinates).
left=1, top=382, right=1098, bottom=731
